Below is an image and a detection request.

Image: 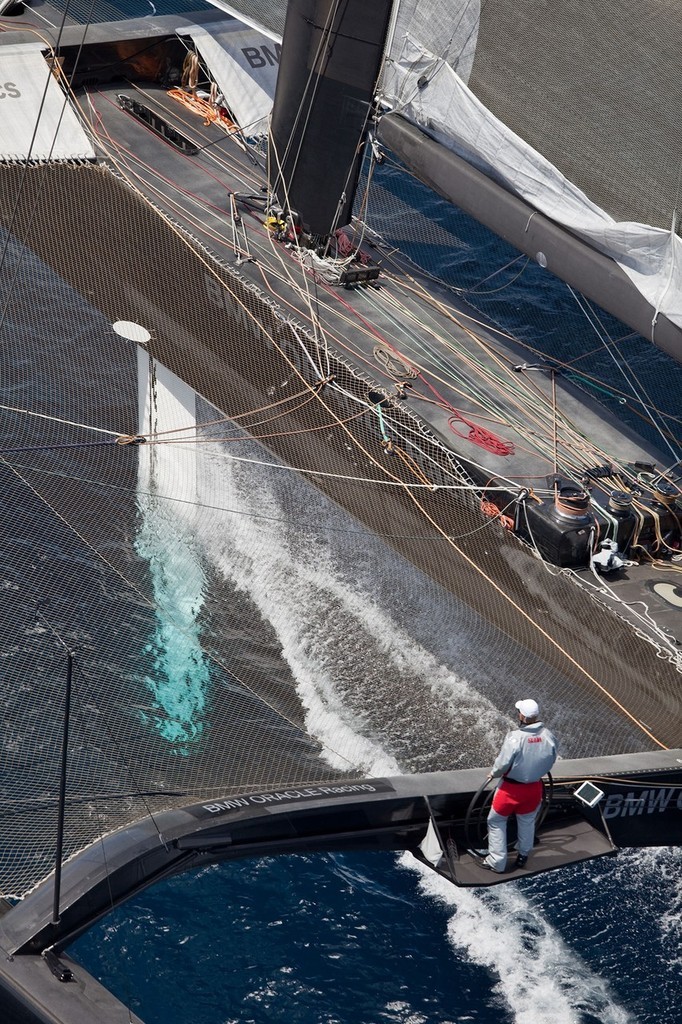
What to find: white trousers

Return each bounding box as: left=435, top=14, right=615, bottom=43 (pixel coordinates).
left=484, top=805, right=540, bottom=872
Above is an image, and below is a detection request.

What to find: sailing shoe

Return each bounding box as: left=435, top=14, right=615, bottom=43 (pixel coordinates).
left=515, top=854, right=528, bottom=869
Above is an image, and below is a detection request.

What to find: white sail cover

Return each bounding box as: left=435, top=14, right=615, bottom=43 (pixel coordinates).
left=0, top=44, right=94, bottom=162
left=178, top=21, right=278, bottom=135
left=380, top=35, right=682, bottom=332
left=379, top=1, right=682, bottom=333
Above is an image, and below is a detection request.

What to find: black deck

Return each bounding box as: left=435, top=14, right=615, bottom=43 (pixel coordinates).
left=433, top=815, right=617, bottom=887
left=0, top=751, right=680, bottom=1023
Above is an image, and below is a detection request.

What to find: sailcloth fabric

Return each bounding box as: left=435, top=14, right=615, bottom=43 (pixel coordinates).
left=419, top=819, right=444, bottom=866
left=380, top=35, right=682, bottom=332
left=178, top=21, right=278, bottom=135
left=0, top=44, right=95, bottom=161
left=202, top=0, right=682, bottom=333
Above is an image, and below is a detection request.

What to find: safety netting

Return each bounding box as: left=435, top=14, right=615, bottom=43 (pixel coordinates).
left=0, top=144, right=679, bottom=899
left=1, top=0, right=681, bottom=899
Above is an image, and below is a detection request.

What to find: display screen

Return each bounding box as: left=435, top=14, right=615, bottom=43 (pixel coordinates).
left=575, top=781, right=605, bottom=806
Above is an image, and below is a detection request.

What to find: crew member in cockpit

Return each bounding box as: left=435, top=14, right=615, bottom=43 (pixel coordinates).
left=483, top=699, right=557, bottom=872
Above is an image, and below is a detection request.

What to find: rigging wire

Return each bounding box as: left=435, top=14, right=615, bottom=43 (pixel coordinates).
left=567, top=284, right=681, bottom=462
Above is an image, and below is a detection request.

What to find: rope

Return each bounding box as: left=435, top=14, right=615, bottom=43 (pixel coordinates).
left=324, top=284, right=516, bottom=457
left=467, top=253, right=531, bottom=295
left=180, top=52, right=200, bottom=92
left=0, top=404, right=120, bottom=436
left=480, top=500, right=514, bottom=531
left=168, top=87, right=238, bottom=133
left=248, top=197, right=638, bottom=497
left=392, top=445, right=434, bottom=488
left=373, top=343, right=418, bottom=381
left=75, top=98, right=672, bottom=752
left=447, top=414, right=516, bottom=456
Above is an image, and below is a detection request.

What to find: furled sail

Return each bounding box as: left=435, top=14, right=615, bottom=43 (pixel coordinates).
left=379, top=0, right=682, bottom=350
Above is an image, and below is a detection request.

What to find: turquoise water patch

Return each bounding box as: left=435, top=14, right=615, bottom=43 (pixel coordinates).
left=136, top=498, right=210, bottom=751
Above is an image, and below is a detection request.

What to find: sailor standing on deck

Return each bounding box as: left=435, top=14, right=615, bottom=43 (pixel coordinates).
left=483, top=699, right=557, bottom=873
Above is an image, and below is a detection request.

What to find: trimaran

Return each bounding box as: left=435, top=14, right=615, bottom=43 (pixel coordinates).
left=0, top=0, right=680, bottom=1020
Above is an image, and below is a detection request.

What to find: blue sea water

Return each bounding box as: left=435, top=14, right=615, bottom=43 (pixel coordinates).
left=72, top=844, right=682, bottom=1024
left=69, top=160, right=682, bottom=1023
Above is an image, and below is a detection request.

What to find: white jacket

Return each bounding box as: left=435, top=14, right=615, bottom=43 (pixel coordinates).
left=491, top=722, right=558, bottom=783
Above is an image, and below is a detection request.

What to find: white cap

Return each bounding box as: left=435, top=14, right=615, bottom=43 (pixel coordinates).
left=515, top=698, right=540, bottom=719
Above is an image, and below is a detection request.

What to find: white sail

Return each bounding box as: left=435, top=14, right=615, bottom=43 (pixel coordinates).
left=379, top=10, right=682, bottom=334
left=178, top=21, right=278, bottom=134
left=203, top=0, right=682, bottom=343
left=0, top=44, right=94, bottom=161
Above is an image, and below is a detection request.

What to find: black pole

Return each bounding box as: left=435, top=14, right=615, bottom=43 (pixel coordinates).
left=52, top=649, right=73, bottom=927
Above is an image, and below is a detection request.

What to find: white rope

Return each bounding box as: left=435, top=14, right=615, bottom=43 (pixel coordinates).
left=0, top=404, right=120, bottom=436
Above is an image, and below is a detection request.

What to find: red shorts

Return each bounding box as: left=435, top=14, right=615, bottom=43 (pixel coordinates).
left=492, top=778, right=542, bottom=816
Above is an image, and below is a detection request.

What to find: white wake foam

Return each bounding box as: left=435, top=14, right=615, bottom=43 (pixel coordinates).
left=407, top=858, right=636, bottom=1024
left=194, top=445, right=507, bottom=772
left=186, top=442, right=643, bottom=1024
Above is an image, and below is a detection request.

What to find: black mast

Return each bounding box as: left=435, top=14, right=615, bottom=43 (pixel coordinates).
left=269, top=0, right=393, bottom=238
